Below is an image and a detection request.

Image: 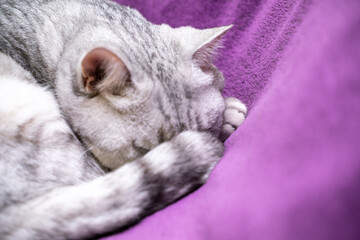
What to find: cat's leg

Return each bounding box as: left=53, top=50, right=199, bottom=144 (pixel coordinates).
left=220, top=97, right=247, bottom=141
left=0, top=131, right=223, bottom=240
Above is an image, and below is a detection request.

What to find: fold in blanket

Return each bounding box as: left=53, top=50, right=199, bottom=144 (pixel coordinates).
left=106, top=0, right=360, bottom=239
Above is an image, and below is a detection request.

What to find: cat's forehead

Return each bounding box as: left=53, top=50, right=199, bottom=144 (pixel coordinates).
left=118, top=26, right=186, bottom=85
left=129, top=27, right=182, bottom=66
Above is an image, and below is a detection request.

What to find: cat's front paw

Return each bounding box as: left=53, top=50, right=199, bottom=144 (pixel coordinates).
left=170, top=131, right=224, bottom=183
left=140, top=131, right=223, bottom=207
left=220, top=97, right=247, bottom=141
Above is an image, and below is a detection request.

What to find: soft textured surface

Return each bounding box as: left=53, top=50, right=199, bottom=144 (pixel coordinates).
left=106, top=0, right=360, bottom=239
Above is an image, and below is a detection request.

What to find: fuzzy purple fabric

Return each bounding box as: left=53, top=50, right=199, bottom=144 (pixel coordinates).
left=105, top=0, right=360, bottom=239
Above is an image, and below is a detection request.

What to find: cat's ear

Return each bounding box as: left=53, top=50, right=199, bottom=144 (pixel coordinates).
left=81, top=48, right=130, bottom=94
left=191, top=25, right=232, bottom=68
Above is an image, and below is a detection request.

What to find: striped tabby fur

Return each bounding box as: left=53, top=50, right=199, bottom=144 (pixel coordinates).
left=0, top=0, right=245, bottom=239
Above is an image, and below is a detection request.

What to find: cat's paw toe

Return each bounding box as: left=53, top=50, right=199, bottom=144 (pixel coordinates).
left=221, top=97, right=247, bottom=140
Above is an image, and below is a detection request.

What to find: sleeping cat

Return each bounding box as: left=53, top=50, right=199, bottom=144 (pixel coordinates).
left=0, top=0, right=247, bottom=239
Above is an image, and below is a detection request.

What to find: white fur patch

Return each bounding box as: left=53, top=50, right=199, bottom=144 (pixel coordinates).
left=0, top=67, right=61, bottom=138
left=225, top=97, right=247, bottom=115
left=224, top=108, right=246, bottom=126
left=224, top=97, right=247, bottom=126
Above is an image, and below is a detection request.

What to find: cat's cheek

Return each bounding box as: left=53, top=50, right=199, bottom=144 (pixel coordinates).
left=195, top=88, right=225, bottom=136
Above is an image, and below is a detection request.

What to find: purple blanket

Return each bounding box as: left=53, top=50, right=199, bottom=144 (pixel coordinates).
left=106, top=0, right=360, bottom=239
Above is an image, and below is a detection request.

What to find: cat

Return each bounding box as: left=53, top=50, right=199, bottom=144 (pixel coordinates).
left=0, top=0, right=247, bottom=239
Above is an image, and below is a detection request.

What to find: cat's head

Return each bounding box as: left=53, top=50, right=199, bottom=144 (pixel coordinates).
left=56, top=21, right=231, bottom=170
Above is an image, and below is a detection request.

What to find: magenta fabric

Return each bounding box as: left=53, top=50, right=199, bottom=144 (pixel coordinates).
left=105, top=0, right=360, bottom=239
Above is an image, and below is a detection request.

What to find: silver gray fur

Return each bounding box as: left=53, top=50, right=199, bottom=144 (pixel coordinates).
left=0, top=0, right=243, bottom=239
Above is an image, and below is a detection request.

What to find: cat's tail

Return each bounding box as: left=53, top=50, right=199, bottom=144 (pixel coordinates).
left=0, top=131, right=223, bottom=240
